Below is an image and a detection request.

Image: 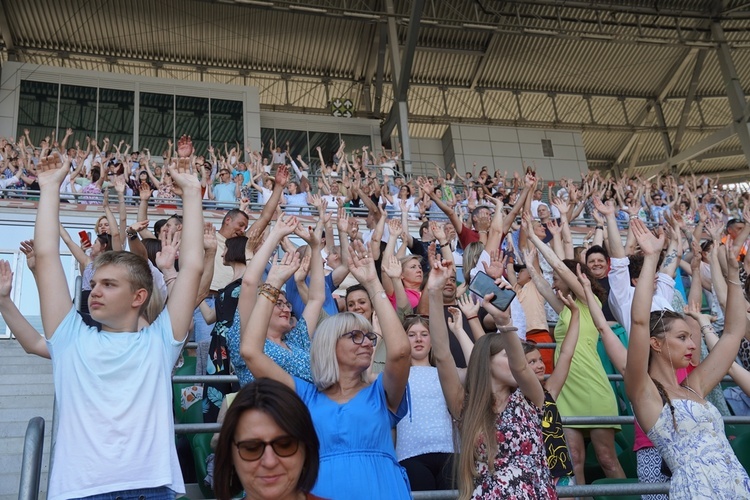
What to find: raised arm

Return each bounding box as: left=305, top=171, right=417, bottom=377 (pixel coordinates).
left=348, top=241, right=411, bottom=412
left=580, top=266, right=626, bottom=374
left=544, top=292, right=582, bottom=399
left=240, top=251, right=301, bottom=390
left=294, top=221, right=326, bottom=330
left=164, top=163, right=204, bottom=341
left=426, top=258, right=465, bottom=418
left=33, top=154, right=74, bottom=337
left=691, top=244, right=748, bottom=396
left=0, top=258, right=49, bottom=358
left=418, top=177, right=464, bottom=234
left=248, top=165, right=290, bottom=235
left=624, top=219, right=665, bottom=425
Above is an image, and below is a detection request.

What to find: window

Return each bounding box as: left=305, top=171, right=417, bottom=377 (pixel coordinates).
left=139, top=92, right=174, bottom=157
left=307, top=132, right=340, bottom=168
left=97, top=89, right=134, bottom=150
left=58, top=84, right=97, bottom=151
left=175, top=96, right=209, bottom=157
left=16, top=81, right=59, bottom=147
left=210, top=99, right=244, bottom=153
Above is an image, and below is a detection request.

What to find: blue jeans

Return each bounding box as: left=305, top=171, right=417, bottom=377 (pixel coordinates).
left=76, top=486, right=175, bottom=500
left=192, top=296, right=216, bottom=343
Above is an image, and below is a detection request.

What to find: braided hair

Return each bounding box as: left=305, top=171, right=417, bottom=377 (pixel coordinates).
left=649, top=310, right=685, bottom=431
left=651, top=377, right=678, bottom=431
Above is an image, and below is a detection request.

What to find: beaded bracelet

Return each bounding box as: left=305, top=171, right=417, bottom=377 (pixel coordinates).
left=258, top=283, right=281, bottom=304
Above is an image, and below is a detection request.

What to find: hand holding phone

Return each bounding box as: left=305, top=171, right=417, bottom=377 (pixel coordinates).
left=79, top=231, right=91, bottom=249
left=469, top=271, right=516, bottom=312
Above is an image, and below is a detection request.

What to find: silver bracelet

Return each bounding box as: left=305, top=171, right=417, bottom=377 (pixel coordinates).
left=727, top=278, right=741, bottom=286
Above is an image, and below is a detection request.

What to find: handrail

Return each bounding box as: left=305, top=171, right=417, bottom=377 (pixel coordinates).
left=18, top=417, right=45, bottom=500
left=411, top=482, right=671, bottom=499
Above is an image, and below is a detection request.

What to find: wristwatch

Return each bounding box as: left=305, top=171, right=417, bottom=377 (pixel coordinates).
left=126, top=229, right=138, bottom=240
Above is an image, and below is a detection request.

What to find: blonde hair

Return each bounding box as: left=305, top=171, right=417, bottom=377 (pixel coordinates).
left=310, top=312, right=373, bottom=391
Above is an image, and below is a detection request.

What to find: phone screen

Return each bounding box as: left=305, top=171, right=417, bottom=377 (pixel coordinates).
left=469, top=271, right=516, bottom=311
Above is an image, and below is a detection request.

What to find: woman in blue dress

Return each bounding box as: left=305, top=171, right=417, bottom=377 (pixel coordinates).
left=241, top=235, right=412, bottom=500
left=625, top=219, right=750, bottom=499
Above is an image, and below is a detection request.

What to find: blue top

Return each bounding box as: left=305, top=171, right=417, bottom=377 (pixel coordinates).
left=285, top=273, right=339, bottom=319
left=226, top=310, right=313, bottom=387
left=295, top=374, right=411, bottom=500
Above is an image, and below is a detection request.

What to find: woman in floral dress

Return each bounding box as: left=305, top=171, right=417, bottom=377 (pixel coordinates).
left=426, top=260, right=555, bottom=499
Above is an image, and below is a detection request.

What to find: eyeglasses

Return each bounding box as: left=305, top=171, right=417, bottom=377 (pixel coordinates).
left=234, top=436, right=299, bottom=462
left=404, top=314, right=429, bottom=320
left=274, top=300, right=292, bottom=310
left=341, top=330, right=379, bottom=346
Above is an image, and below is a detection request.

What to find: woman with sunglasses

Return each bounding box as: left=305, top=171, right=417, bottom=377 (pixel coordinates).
left=213, top=378, right=324, bottom=500
left=241, top=239, right=412, bottom=500
left=395, top=315, right=454, bottom=492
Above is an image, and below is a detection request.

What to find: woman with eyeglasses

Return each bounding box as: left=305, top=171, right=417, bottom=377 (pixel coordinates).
left=213, top=378, right=325, bottom=500
left=241, top=238, right=412, bottom=500
left=228, top=216, right=325, bottom=390
left=395, top=315, right=455, bottom=492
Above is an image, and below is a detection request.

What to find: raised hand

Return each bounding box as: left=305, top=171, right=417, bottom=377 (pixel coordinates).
left=267, top=252, right=302, bottom=287
left=426, top=255, right=452, bottom=291
left=114, top=175, right=127, bottom=194
left=37, top=153, right=70, bottom=189
left=203, top=222, right=217, bottom=252
left=591, top=196, right=614, bottom=217
left=430, top=221, right=447, bottom=244
left=168, top=161, right=200, bottom=196
left=336, top=206, right=350, bottom=233
left=274, top=164, right=290, bottom=188
left=683, top=301, right=715, bottom=325
left=156, top=226, right=181, bottom=272
left=631, top=219, right=664, bottom=256
left=347, top=240, right=378, bottom=286
left=482, top=248, right=506, bottom=279
left=558, top=290, right=578, bottom=312
left=705, top=218, right=723, bottom=242
left=139, top=183, right=152, bottom=201
left=176, top=135, right=194, bottom=158
left=387, top=218, right=403, bottom=239
left=19, top=240, right=36, bottom=273
left=294, top=253, right=311, bottom=283
left=382, top=254, right=403, bottom=279
left=446, top=306, right=464, bottom=334
left=547, top=219, right=562, bottom=236
left=0, top=260, right=13, bottom=299
left=456, top=293, right=480, bottom=318
left=271, top=215, right=299, bottom=239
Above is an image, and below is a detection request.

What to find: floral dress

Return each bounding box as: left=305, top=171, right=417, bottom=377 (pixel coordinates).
left=646, top=392, right=750, bottom=499
left=472, top=389, right=557, bottom=499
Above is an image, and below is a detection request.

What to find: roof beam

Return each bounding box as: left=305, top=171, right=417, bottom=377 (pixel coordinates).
left=381, top=0, right=423, bottom=169
left=469, top=33, right=498, bottom=90
left=0, top=0, right=15, bottom=57
left=652, top=101, right=673, bottom=157
left=372, top=23, right=387, bottom=117
left=672, top=50, right=706, bottom=154
left=629, top=123, right=736, bottom=174
left=712, top=21, right=750, bottom=175
left=614, top=48, right=700, bottom=168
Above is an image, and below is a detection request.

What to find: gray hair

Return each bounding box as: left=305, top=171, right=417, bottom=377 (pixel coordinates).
left=311, top=312, right=373, bottom=391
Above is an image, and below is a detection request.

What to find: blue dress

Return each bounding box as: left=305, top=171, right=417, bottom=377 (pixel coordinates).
left=295, top=374, right=411, bottom=499
left=646, top=397, right=750, bottom=499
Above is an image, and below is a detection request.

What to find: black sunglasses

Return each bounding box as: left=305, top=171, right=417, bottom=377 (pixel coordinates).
left=234, top=436, right=299, bottom=462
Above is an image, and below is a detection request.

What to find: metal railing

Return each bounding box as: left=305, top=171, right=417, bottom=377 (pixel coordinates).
left=18, top=417, right=45, bottom=500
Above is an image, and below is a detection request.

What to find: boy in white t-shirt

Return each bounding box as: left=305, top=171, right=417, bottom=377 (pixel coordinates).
left=33, top=153, right=204, bottom=500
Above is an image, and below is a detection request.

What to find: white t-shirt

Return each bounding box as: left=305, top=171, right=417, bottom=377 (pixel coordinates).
left=46, top=307, right=186, bottom=499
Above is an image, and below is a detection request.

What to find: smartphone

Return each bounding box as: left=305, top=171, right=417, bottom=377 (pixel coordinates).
left=469, top=271, right=516, bottom=311
left=79, top=231, right=91, bottom=248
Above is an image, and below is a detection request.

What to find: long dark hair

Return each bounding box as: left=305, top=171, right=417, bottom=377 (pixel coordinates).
left=213, top=379, right=320, bottom=500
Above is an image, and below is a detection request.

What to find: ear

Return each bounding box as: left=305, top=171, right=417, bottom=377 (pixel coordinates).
left=131, top=288, right=149, bottom=310
left=631, top=277, right=638, bottom=288
left=649, top=335, right=662, bottom=354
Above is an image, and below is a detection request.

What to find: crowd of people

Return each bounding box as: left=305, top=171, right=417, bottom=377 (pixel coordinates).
left=1, top=128, right=750, bottom=500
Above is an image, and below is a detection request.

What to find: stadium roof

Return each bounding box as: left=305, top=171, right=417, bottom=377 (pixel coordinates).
left=2, top=0, right=750, bottom=181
